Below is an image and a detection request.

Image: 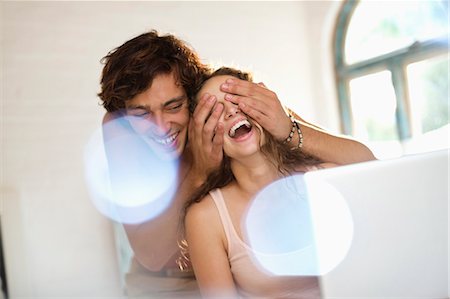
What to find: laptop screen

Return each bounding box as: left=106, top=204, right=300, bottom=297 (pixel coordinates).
left=308, top=150, right=449, bottom=298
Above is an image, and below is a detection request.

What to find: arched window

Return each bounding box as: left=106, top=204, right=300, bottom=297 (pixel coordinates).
left=334, top=0, right=449, bottom=158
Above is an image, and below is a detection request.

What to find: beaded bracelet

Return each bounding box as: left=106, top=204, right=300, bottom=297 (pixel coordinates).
left=283, top=115, right=296, bottom=144
left=294, top=120, right=304, bottom=149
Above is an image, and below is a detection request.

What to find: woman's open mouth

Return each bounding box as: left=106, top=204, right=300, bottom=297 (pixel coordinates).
left=229, top=119, right=252, bottom=139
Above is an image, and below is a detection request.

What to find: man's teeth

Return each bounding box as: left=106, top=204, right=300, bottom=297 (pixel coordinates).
left=153, top=133, right=177, bottom=145
left=229, top=120, right=251, bottom=138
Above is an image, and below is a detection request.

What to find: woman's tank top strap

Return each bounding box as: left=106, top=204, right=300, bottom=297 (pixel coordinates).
left=208, top=189, right=235, bottom=255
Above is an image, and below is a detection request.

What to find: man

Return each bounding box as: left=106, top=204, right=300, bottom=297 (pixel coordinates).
left=98, top=30, right=375, bottom=298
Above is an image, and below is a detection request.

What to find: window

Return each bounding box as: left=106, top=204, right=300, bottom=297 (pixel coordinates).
left=334, top=0, right=449, bottom=159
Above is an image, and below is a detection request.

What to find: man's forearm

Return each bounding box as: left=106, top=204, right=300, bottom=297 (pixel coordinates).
left=292, top=120, right=376, bottom=165
left=123, top=208, right=180, bottom=271
left=122, top=164, right=201, bottom=272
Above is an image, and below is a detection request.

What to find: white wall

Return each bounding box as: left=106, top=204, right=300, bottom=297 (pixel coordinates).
left=1, top=1, right=340, bottom=297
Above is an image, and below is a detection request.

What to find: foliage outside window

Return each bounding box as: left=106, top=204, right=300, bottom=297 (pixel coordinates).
left=334, top=0, right=449, bottom=159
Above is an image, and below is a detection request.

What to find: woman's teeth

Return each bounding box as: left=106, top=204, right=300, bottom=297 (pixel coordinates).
left=229, top=120, right=251, bottom=138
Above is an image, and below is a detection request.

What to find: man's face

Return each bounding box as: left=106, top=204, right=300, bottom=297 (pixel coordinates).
left=125, top=72, right=190, bottom=159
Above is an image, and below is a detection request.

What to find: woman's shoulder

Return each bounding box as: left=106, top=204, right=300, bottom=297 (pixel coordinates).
left=185, top=191, right=225, bottom=245
left=185, top=191, right=219, bottom=225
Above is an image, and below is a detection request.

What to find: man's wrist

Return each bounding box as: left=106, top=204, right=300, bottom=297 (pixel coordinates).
left=283, top=114, right=296, bottom=144
left=189, top=167, right=207, bottom=188
left=282, top=114, right=305, bottom=151
left=293, top=120, right=304, bottom=150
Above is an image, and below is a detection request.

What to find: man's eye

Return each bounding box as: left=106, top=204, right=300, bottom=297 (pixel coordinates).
left=166, top=104, right=183, bottom=111
left=128, top=110, right=149, bottom=117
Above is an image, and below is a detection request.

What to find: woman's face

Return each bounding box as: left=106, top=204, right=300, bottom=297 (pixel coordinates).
left=196, top=75, right=265, bottom=159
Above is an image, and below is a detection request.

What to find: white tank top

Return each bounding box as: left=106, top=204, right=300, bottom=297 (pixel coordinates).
left=209, top=188, right=321, bottom=298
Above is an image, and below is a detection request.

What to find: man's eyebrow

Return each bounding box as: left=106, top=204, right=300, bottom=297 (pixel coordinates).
left=126, top=104, right=148, bottom=110
left=126, top=95, right=186, bottom=110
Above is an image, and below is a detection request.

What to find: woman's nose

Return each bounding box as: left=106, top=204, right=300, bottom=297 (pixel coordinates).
left=224, top=103, right=240, bottom=119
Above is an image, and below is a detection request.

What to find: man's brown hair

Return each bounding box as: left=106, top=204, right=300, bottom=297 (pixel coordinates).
left=98, top=30, right=210, bottom=112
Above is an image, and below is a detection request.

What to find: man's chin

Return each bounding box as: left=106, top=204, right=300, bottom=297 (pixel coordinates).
left=155, top=144, right=182, bottom=161
left=162, top=146, right=183, bottom=161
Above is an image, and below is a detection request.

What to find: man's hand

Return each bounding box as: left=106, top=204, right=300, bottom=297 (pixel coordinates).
left=221, top=78, right=291, bottom=141
left=188, top=93, right=224, bottom=184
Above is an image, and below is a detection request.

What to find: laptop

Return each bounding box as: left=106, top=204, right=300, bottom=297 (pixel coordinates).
left=303, top=149, right=449, bottom=298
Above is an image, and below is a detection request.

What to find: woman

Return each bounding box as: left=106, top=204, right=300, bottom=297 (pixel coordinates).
left=182, top=67, right=329, bottom=298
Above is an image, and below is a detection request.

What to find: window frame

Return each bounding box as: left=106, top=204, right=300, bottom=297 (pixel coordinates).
left=334, top=0, right=449, bottom=141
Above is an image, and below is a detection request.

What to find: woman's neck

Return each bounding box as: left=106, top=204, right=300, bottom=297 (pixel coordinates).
left=230, top=152, right=281, bottom=197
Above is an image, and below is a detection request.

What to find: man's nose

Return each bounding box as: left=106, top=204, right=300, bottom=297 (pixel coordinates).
left=151, top=113, right=170, bottom=136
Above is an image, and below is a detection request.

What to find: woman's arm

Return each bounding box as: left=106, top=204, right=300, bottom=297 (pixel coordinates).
left=185, top=195, right=238, bottom=298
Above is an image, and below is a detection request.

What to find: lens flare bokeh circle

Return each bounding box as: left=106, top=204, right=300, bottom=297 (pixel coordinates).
left=244, top=174, right=353, bottom=276
left=84, top=116, right=179, bottom=224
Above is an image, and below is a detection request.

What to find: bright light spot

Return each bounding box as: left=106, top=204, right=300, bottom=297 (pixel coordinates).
left=244, top=174, right=353, bottom=276
left=305, top=173, right=353, bottom=275
left=83, top=116, right=179, bottom=224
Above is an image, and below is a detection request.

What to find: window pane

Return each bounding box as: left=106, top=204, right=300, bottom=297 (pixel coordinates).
left=405, top=55, right=449, bottom=152
left=345, top=0, right=449, bottom=64
left=349, top=71, right=402, bottom=158
left=350, top=71, right=398, bottom=141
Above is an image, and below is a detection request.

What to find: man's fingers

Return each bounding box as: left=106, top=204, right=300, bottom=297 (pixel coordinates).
left=211, top=123, right=224, bottom=164
left=192, top=93, right=209, bottom=118
left=223, top=93, right=240, bottom=105
left=224, top=93, right=271, bottom=127
left=238, top=103, right=267, bottom=125
left=220, top=79, right=252, bottom=97
left=192, top=94, right=216, bottom=129
left=225, top=93, right=270, bottom=116
left=220, top=78, right=272, bottom=98
left=213, top=122, right=224, bottom=144
left=202, top=103, right=223, bottom=140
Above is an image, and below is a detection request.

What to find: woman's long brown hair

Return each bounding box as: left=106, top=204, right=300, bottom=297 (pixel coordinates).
left=181, top=67, right=322, bottom=233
